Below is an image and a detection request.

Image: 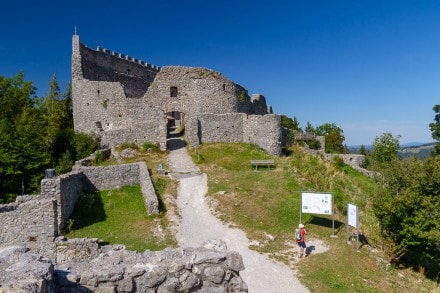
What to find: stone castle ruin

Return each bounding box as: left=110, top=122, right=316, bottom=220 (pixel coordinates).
left=0, top=158, right=247, bottom=292
left=72, top=34, right=287, bottom=156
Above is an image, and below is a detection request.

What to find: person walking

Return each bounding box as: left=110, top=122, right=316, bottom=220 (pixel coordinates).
left=296, top=223, right=307, bottom=258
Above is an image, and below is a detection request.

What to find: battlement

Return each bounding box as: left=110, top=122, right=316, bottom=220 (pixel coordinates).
left=96, top=46, right=160, bottom=70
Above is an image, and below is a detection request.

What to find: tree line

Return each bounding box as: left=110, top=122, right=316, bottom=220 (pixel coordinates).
left=0, top=72, right=99, bottom=203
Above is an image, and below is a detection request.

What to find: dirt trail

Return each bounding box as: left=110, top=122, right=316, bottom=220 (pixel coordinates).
left=166, top=136, right=310, bottom=292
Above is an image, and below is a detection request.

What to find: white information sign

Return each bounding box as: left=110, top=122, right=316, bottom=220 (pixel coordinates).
left=301, top=192, right=332, bottom=215
left=348, top=203, right=358, bottom=228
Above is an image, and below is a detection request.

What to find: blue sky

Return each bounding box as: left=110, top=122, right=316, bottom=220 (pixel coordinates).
left=1, top=0, right=439, bottom=145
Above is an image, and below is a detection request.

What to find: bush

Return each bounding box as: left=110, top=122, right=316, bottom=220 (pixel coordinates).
left=331, top=156, right=346, bottom=170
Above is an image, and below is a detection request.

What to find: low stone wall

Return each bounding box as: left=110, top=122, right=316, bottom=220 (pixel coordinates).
left=76, top=163, right=140, bottom=190
left=76, top=162, right=159, bottom=215
left=139, top=161, right=159, bottom=214
left=0, top=196, right=58, bottom=259
left=41, top=171, right=83, bottom=232
left=0, top=239, right=248, bottom=293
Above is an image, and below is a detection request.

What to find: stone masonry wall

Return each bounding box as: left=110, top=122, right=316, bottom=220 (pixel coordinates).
left=243, top=114, right=283, bottom=156
left=72, top=35, right=285, bottom=156
left=77, top=163, right=140, bottom=190
left=190, top=113, right=283, bottom=156
left=145, top=66, right=266, bottom=116
left=196, top=113, right=244, bottom=144
left=75, top=162, right=159, bottom=215
left=0, top=196, right=58, bottom=258
left=72, top=35, right=166, bottom=149
left=41, top=172, right=83, bottom=232
left=1, top=239, right=248, bottom=292
left=138, top=161, right=160, bottom=214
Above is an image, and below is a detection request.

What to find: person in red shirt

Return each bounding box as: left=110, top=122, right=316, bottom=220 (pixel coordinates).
left=297, top=223, right=307, bottom=258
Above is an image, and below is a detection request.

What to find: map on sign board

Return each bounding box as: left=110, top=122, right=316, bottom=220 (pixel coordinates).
left=301, top=192, right=332, bottom=215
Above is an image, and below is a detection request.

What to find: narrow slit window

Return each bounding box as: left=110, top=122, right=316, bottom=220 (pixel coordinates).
left=170, top=87, right=178, bottom=97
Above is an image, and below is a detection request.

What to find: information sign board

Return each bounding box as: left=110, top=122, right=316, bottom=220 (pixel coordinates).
left=301, top=192, right=332, bottom=215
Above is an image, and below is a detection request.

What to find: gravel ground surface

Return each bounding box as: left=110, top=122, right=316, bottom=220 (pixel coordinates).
left=166, top=136, right=311, bottom=292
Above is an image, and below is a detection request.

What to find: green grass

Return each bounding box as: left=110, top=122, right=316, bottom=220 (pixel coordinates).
left=64, top=185, right=176, bottom=251
left=190, top=142, right=439, bottom=293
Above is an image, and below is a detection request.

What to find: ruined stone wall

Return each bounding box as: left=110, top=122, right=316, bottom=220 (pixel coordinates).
left=72, top=35, right=166, bottom=149
left=72, top=35, right=283, bottom=156
left=41, top=172, right=83, bottom=232
left=75, top=162, right=159, bottom=215
left=138, top=162, right=160, bottom=215
left=0, top=196, right=57, bottom=258
left=73, top=35, right=159, bottom=95
left=72, top=79, right=166, bottom=148
left=189, top=113, right=283, bottom=156
left=145, top=66, right=262, bottom=116
left=196, top=113, right=244, bottom=143
left=243, top=114, right=283, bottom=156
left=1, top=239, right=248, bottom=292
left=77, top=163, right=140, bottom=190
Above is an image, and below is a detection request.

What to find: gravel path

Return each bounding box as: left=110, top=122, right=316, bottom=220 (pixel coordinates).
left=166, top=136, right=309, bottom=293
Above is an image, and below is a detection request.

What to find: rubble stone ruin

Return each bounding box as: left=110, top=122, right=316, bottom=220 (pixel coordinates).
left=72, top=34, right=289, bottom=156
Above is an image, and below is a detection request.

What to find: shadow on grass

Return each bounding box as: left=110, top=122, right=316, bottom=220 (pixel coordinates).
left=70, top=190, right=106, bottom=230
left=307, top=216, right=345, bottom=235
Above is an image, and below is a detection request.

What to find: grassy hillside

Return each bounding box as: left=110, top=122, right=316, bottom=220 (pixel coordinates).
left=62, top=142, right=438, bottom=292
left=190, top=143, right=439, bottom=293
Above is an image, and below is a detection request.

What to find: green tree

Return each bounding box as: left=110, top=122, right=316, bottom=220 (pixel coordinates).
left=371, top=133, right=400, bottom=168
left=359, top=145, right=368, bottom=155
left=281, top=115, right=301, bottom=131
left=281, top=115, right=301, bottom=144
left=372, top=156, right=440, bottom=275
left=315, top=123, right=347, bottom=153
left=304, top=121, right=314, bottom=133
left=43, top=75, right=75, bottom=171
left=0, top=73, right=50, bottom=200
left=429, top=104, right=440, bottom=156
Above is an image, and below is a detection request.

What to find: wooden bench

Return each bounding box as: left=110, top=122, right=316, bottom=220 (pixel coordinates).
left=250, top=159, right=275, bottom=171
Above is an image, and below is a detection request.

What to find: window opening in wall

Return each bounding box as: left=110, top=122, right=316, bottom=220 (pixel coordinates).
left=97, top=90, right=100, bottom=95
left=127, top=68, right=131, bottom=75
left=95, top=121, right=103, bottom=131
left=223, top=84, right=226, bottom=91
left=170, top=87, right=178, bottom=97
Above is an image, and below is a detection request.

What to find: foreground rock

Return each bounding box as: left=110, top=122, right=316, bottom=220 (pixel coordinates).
left=0, top=238, right=247, bottom=292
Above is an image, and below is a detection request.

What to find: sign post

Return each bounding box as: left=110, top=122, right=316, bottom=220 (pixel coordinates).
left=301, top=192, right=337, bottom=237
left=347, top=203, right=360, bottom=251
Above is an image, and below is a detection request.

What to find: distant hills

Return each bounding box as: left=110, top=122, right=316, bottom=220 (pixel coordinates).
left=398, top=143, right=436, bottom=159
left=348, top=142, right=436, bottom=160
